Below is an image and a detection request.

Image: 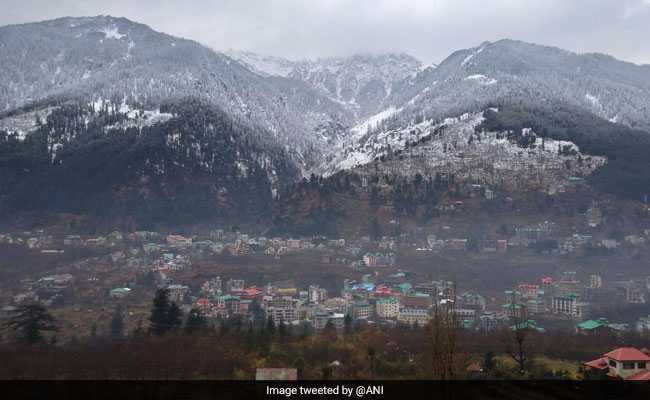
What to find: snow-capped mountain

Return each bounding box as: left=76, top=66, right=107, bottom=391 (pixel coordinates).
left=381, top=39, right=650, bottom=134
left=288, top=54, right=423, bottom=119
left=0, top=16, right=353, bottom=170
left=349, top=110, right=606, bottom=194
left=3, top=16, right=650, bottom=224
left=322, top=39, right=650, bottom=176
left=226, top=51, right=424, bottom=120
left=224, top=50, right=296, bottom=77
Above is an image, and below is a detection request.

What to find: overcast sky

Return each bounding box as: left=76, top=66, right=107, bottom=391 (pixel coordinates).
left=2, top=0, right=650, bottom=65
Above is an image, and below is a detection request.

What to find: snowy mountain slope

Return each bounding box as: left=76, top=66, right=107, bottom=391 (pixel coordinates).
left=0, top=98, right=301, bottom=225
left=3, top=16, right=650, bottom=211
left=288, top=54, right=423, bottom=119
left=382, top=40, right=650, bottom=134
left=0, top=16, right=353, bottom=171
left=224, top=50, right=296, bottom=77
left=350, top=111, right=606, bottom=194
left=225, top=51, right=423, bottom=120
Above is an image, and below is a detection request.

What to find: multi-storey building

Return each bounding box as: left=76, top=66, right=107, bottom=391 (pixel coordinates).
left=308, top=285, right=328, bottom=304
left=397, top=308, right=430, bottom=326
left=552, top=293, right=590, bottom=319
left=375, top=297, right=399, bottom=319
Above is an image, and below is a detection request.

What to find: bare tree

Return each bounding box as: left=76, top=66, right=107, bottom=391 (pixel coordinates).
left=507, top=290, right=529, bottom=373
left=429, top=283, right=458, bottom=380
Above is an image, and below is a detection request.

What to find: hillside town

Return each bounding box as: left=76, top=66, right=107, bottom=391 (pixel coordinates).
left=2, top=218, right=650, bottom=346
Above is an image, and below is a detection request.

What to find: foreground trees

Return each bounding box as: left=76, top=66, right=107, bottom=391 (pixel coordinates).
left=3, top=303, right=58, bottom=344
left=149, top=289, right=183, bottom=336
left=0, top=314, right=648, bottom=379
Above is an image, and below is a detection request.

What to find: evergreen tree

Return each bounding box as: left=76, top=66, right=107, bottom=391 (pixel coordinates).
left=292, top=356, right=306, bottom=380
left=132, top=318, right=145, bottom=339
left=244, top=321, right=256, bottom=350
left=167, top=302, right=183, bottom=332
left=299, top=322, right=313, bottom=339
left=344, top=313, right=353, bottom=335
left=149, top=289, right=171, bottom=336
left=278, top=321, right=287, bottom=342
left=483, top=351, right=495, bottom=372
left=322, top=319, right=337, bottom=341
left=109, top=306, right=125, bottom=340
left=184, top=308, right=208, bottom=334
left=4, top=303, right=57, bottom=344
left=266, top=316, right=277, bottom=337
left=369, top=217, right=382, bottom=240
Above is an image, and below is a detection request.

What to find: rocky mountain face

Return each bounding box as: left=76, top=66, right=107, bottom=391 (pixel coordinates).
left=2, top=16, right=650, bottom=227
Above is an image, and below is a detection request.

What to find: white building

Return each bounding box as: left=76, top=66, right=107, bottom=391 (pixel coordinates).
left=397, top=308, right=431, bottom=326
left=375, top=297, right=399, bottom=318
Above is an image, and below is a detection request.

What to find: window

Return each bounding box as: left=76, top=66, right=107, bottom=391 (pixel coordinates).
left=622, top=362, right=635, bottom=370
left=609, top=360, right=617, bottom=368
left=638, top=362, right=647, bottom=369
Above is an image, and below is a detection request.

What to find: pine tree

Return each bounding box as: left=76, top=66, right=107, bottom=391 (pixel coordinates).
left=344, top=313, right=353, bottom=335
left=266, top=316, right=276, bottom=337
left=278, top=321, right=287, bottom=342
left=167, top=302, right=183, bottom=332
left=149, top=289, right=171, bottom=336
left=4, top=303, right=57, bottom=344
left=109, top=306, right=125, bottom=340
left=244, top=321, right=256, bottom=350
left=184, top=308, right=208, bottom=334
left=322, top=319, right=338, bottom=341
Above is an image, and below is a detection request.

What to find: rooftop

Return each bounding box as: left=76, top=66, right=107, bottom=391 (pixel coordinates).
left=583, top=357, right=608, bottom=370
left=604, top=347, right=650, bottom=362
left=627, top=369, right=650, bottom=381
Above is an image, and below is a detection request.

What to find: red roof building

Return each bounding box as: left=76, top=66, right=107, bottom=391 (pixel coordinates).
left=583, top=357, right=608, bottom=371
left=195, top=298, right=211, bottom=313
left=584, top=347, right=650, bottom=380
left=604, top=347, right=650, bottom=362
left=241, top=286, right=263, bottom=300
left=628, top=370, right=650, bottom=381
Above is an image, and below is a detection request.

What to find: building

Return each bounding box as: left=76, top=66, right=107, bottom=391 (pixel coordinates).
left=166, top=234, right=192, bottom=248
left=352, top=300, right=372, bottom=320
left=166, top=284, right=189, bottom=302
left=636, top=315, right=650, bottom=333
left=478, top=312, right=505, bottom=333
left=457, top=291, right=486, bottom=311
left=312, top=311, right=345, bottom=331
left=109, top=287, right=132, bottom=299
left=308, top=285, right=328, bottom=304
left=552, top=294, right=590, bottom=319
left=226, top=279, right=245, bottom=294
left=576, top=318, right=615, bottom=335
left=375, top=297, right=399, bottom=319
left=397, top=308, right=430, bottom=326
left=241, top=286, right=263, bottom=300
left=255, top=368, right=297, bottom=381
left=222, top=295, right=241, bottom=315
left=401, top=293, right=432, bottom=309
left=454, top=308, right=476, bottom=321
left=525, top=298, right=545, bottom=315
left=362, top=252, right=396, bottom=267
left=584, top=347, right=650, bottom=380
left=590, top=274, right=603, bottom=289
left=266, top=305, right=298, bottom=324
left=518, top=284, right=540, bottom=299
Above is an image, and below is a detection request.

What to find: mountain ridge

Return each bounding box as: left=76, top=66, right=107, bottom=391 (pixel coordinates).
left=2, top=16, right=650, bottom=227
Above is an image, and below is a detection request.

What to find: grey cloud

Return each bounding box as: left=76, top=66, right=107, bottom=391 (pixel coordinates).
left=1, top=0, right=649, bottom=64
